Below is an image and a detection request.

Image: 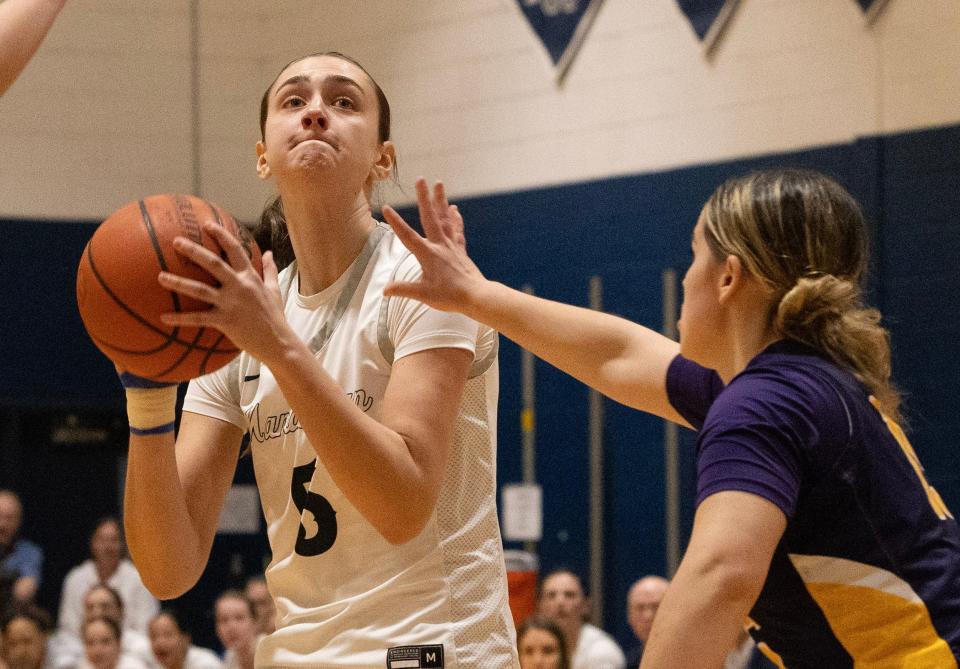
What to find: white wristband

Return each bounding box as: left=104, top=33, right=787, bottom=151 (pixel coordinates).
left=125, top=386, right=178, bottom=435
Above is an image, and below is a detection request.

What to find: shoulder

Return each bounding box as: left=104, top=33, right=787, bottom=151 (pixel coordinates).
left=64, top=559, right=95, bottom=581
left=707, top=345, right=853, bottom=441
left=13, top=538, right=43, bottom=560
left=186, top=647, right=223, bottom=669
left=578, top=624, right=625, bottom=660
left=115, top=559, right=146, bottom=581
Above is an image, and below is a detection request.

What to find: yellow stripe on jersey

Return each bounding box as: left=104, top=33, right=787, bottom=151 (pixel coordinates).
left=789, top=554, right=958, bottom=668
left=870, top=396, right=954, bottom=521
left=745, top=617, right=789, bottom=668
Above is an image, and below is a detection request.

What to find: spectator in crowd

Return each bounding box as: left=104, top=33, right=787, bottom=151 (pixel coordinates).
left=239, top=580, right=273, bottom=637
left=59, top=518, right=158, bottom=637
left=213, top=592, right=260, bottom=669
left=0, top=605, right=51, bottom=669
left=517, top=615, right=570, bottom=669
left=538, top=570, right=625, bottom=669
left=79, top=618, right=145, bottom=669
left=49, top=586, right=152, bottom=669
left=624, top=575, right=669, bottom=667
left=0, top=492, right=43, bottom=613
left=147, top=612, right=220, bottom=669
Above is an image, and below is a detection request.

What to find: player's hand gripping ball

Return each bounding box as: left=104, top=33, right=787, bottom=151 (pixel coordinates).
left=76, top=194, right=263, bottom=383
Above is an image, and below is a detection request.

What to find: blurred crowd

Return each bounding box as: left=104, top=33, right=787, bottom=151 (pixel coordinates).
left=0, top=491, right=274, bottom=669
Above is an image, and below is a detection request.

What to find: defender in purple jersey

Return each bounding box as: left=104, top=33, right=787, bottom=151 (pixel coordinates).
left=384, top=168, right=960, bottom=668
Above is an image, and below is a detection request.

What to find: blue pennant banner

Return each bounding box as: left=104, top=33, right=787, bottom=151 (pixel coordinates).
left=675, top=0, right=741, bottom=53
left=516, top=0, right=606, bottom=83
left=855, top=0, right=891, bottom=22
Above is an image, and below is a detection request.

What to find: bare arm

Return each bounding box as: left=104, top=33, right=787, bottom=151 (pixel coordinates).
left=157, top=228, right=475, bottom=545
left=639, top=491, right=786, bottom=669
left=267, top=341, right=472, bottom=544
left=383, top=179, right=686, bottom=425
left=0, top=0, right=67, bottom=96
left=124, top=411, right=243, bottom=599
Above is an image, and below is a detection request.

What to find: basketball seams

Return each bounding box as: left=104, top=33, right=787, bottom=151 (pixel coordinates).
left=84, top=242, right=237, bottom=355
left=139, top=198, right=184, bottom=316
left=77, top=194, right=256, bottom=383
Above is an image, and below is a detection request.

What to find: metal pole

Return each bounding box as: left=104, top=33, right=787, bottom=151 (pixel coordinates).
left=662, top=269, right=681, bottom=576
left=588, top=276, right=605, bottom=624
left=189, top=0, right=202, bottom=197
left=521, top=285, right=537, bottom=555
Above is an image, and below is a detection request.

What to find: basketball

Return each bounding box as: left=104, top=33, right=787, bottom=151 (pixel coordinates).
left=76, top=194, right=264, bottom=383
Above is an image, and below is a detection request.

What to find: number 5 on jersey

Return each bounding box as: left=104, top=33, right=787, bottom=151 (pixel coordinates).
left=290, top=460, right=339, bottom=556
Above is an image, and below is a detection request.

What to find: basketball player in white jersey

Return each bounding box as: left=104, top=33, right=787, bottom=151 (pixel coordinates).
left=118, top=52, right=518, bottom=668
left=0, top=0, right=68, bottom=97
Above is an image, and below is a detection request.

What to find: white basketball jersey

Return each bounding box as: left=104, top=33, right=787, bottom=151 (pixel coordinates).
left=184, top=225, right=518, bottom=669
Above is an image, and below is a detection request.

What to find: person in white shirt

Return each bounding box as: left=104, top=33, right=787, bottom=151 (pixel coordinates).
left=147, top=613, right=219, bottom=669
left=119, top=51, right=516, bottom=668
left=78, top=618, right=145, bottom=669
left=50, top=586, right=153, bottom=669
left=538, top=570, right=625, bottom=669
left=58, top=518, right=158, bottom=637
left=212, top=592, right=260, bottom=669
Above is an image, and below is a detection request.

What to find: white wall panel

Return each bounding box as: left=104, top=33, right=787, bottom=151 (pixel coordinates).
left=1, top=0, right=958, bottom=221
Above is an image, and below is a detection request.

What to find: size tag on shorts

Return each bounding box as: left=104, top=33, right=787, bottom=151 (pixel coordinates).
left=386, top=644, right=444, bottom=668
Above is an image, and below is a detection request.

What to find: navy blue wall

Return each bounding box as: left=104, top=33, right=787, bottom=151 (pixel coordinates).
left=1, top=123, right=958, bottom=652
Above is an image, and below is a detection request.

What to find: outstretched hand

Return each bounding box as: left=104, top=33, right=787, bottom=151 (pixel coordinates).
left=382, top=178, right=488, bottom=314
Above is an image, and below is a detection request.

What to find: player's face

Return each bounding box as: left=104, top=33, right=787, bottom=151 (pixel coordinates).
left=148, top=616, right=188, bottom=669
left=90, top=521, right=122, bottom=565
left=3, top=618, right=46, bottom=669
left=214, top=598, right=256, bottom=649
left=256, top=55, right=391, bottom=198
left=678, top=214, right=726, bottom=368
left=539, top=573, right=587, bottom=626
left=518, top=628, right=562, bottom=669
left=83, top=620, right=121, bottom=669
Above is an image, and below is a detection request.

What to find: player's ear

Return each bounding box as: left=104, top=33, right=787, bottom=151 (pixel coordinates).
left=256, top=141, right=271, bottom=180
left=369, top=141, right=396, bottom=183
left=717, top=254, right=742, bottom=304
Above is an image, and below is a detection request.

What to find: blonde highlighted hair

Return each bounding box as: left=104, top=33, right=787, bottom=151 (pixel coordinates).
left=700, top=169, right=901, bottom=421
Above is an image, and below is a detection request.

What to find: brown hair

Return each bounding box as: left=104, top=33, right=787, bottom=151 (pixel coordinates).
left=700, top=168, right=901, bottom=421
left=517, top=615, right=571, bottom=669
left=255, top=52, right=393, bottom=270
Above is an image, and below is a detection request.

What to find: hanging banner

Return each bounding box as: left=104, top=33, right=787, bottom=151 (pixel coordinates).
left=855, top=0, right=891, bottom=24
left=675, top=0, right=741, bottom=55
left=515, top=0, right=606, bottom=84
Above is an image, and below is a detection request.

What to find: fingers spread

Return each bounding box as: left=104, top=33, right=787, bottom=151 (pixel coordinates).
left=383, top=205, right=429, bottom=256
left=384, top=280, right=423, bottom=301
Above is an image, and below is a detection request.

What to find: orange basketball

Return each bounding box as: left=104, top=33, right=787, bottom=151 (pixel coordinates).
left=76, top=194, right=263, bottom=383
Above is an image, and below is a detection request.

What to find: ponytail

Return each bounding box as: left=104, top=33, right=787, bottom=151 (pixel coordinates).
left=702, top=169, right=903, bottom=423
left=255, top=196, right=295, bottom=271
left=776, top=274, right=901, bottom=422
